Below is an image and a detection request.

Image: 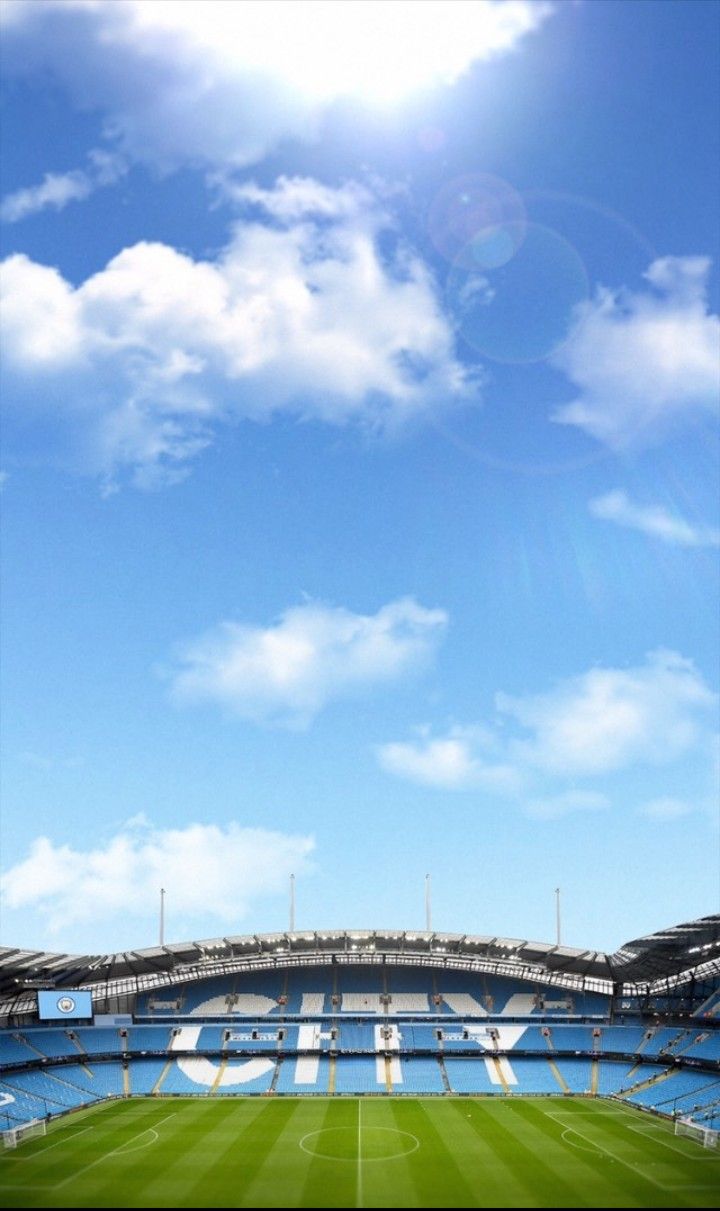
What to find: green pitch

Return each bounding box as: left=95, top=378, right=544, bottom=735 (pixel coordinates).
left=1, top=1097, right=718, bottom=1209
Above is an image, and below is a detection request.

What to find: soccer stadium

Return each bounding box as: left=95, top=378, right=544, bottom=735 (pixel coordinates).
left=1, top=916, right=719, bottom=1207
left=2, top=3, right=719, bottom=1209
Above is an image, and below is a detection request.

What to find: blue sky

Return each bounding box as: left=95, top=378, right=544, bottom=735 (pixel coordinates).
left=1, top=0, right=718, bottom=956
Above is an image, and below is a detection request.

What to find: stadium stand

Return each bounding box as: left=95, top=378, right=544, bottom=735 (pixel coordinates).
left=695, top=988, right=720, bottom=1019
left=334, top=1057, right=387, bottom=1093
left=125, top=1025, right=173, bottom=1052
left=73, top=1028, right=123, bottom=1054
left=398, top=1058, right=445, bottom=1093
left=0, top=1034, right=37, bottom=1066
left=0, top=918, right=717, bottom=1134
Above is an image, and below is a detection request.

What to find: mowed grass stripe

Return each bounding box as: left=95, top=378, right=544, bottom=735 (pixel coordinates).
left=2, top=1097, right=719, bottom=1209
left=461, top=1097, right=596, bottom=1209
left=410, top=1099, right=516, bottom=1208
left=0, top=1101, right=163, bottom=1195
left=501, top=1098, right=631, bottom=1208
left=182, top=1100, right=305, bottom=1209
left=579, top=1107, right=720, bottom=1203
left=356, top=1099, right=426, bottom=1209
left=384, top=1098, right=478, bottom=1208
left=296, top=1099, right=359, bottom=1209
left=449, top=1099, right=542, bottom=1199
left=522, top=1099, right=708, bottom=1209
left=52, top=1101, right=199, bottom=1209
left=96, top=1099, right=270, bottom=1208
left=0, top=1102, right=173, bottom=1209
left=152, top=1100, right=275, bottom=1200
left=238, top=1097, right=337, bottom=1209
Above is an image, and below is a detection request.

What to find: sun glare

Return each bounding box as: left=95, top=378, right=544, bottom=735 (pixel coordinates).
left=131, top=0, right=543, bottom=104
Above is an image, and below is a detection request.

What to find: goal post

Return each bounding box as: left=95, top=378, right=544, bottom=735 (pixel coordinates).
left=675, top=1118, right=719, bottom=1149
left=1, top=1118, right=47, bottom=1149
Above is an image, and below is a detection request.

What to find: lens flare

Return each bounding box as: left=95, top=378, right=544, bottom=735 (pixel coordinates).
left=446, top=222, right=589, bottom=364
left=427, top=173, right=527, bottom=270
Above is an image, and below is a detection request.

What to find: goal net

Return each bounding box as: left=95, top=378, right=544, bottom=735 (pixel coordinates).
left=675, top=1118, right=719, bottom=1149
left=1, top=1119, right=46, bottom=1149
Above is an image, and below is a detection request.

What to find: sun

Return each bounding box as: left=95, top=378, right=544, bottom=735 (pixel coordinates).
left=129, top=0, right=543, bottom=105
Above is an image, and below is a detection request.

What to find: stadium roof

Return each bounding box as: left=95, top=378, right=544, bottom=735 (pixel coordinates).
left=1, top=916, right=718, bottom=1014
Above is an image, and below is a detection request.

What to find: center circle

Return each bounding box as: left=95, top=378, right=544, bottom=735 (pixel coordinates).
left=299, top=1126, right=420, bottom=1162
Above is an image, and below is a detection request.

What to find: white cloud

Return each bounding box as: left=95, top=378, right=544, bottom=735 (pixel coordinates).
left=636, top=797, right=695, bottom=822
left=499, top=650, right=716, bottom=776
left=1, top=170, right=91, bottom=223
left=590, top=490, right=720, bottom=548
left=169, top=597, right=447, bottom=727
left=379, top=653, right=717, bottom=809
left=524, top=790, right=609, bottom=820
left=377, top=727, right=522, bottom=792
left=1, top=178, right=470, bottom=487
left=0, top=151, right=126, bottom=223
left=3, top=2, right=552, bottom=169
left=0, top=819, right=315, bottom=933
left=552, top=257, right=719, bottom=447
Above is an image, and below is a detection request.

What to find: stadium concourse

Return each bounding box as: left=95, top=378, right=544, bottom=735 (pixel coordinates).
left=0, top=917, right=719, bottom=1140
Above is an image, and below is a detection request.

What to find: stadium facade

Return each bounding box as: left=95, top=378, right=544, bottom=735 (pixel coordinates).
left=1, top=916, right=718, bottom=1136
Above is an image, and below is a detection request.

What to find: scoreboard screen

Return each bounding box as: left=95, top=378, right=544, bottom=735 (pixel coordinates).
left=37, top=989, right=93, bottom=1020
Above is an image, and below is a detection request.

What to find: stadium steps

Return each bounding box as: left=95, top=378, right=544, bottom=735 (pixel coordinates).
left=542, top=1028, right=554, bottom=1052
left=490, top=1056, right=510, bottom=1094
left=123, top=1066, right=130, bottom=1096
left=650, top=1076, right=720, bottom=1113
left=16, top=1034, right=48, bottom=1060
left=269, top=1058, right=282, bottom=1094
left=151, top=1060, right=173, bottom=1094
left=328, top=1055, right=337, bottom=1094
left=547, top=1058, right=569, bottom=1093
left=623, top=1036, right=656, bottom=1082
left=623, top=1067, right=675, bottom=1096
left=636, top=1029, right=656, bottom=1054
left=67, top=1030, right=88, bottom=1058
left=696, top=990, right=720, bottom=1018
left=279, top=971, right=289, bottom=1014
left=591, top=1060, right=599, bottom=1095
left=668, top=1031, right=697, bottom=1057
left=437, top=1056, right=451, bottom=1093
left=384, top=1055, right=393, bottom=1093
left=41, top=1069, right=94, bottom=1098
left=655, top=1028, right=689, bottom=1057
left=66, top=1031, right=94, bottom=1079
left=1, top=1076, right=68, bottom=1111
left=210, top=1057, right=230, bottom=1094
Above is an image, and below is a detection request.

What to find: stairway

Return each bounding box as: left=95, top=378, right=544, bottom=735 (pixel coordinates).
left=151, top=1059, right=173, bottom=1094
left=622, top=1067, right=674, bottom=1097
left=269, top=1057, right=282, bottom=1094
left=547, top=1058, right=569, bottom=1093
left=210, top=1057, right=229, bottom=1094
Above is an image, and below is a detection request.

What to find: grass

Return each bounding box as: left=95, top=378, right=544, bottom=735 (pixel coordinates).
left=0, top=1096, right=718, bottom=1209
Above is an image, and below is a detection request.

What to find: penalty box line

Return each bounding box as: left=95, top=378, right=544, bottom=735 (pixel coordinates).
left=53, top=1112, right=177, bottom=1191
left=0, top=1125, right=94, bottom=1163
left=544, top=1111, right=677, bottom=1194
